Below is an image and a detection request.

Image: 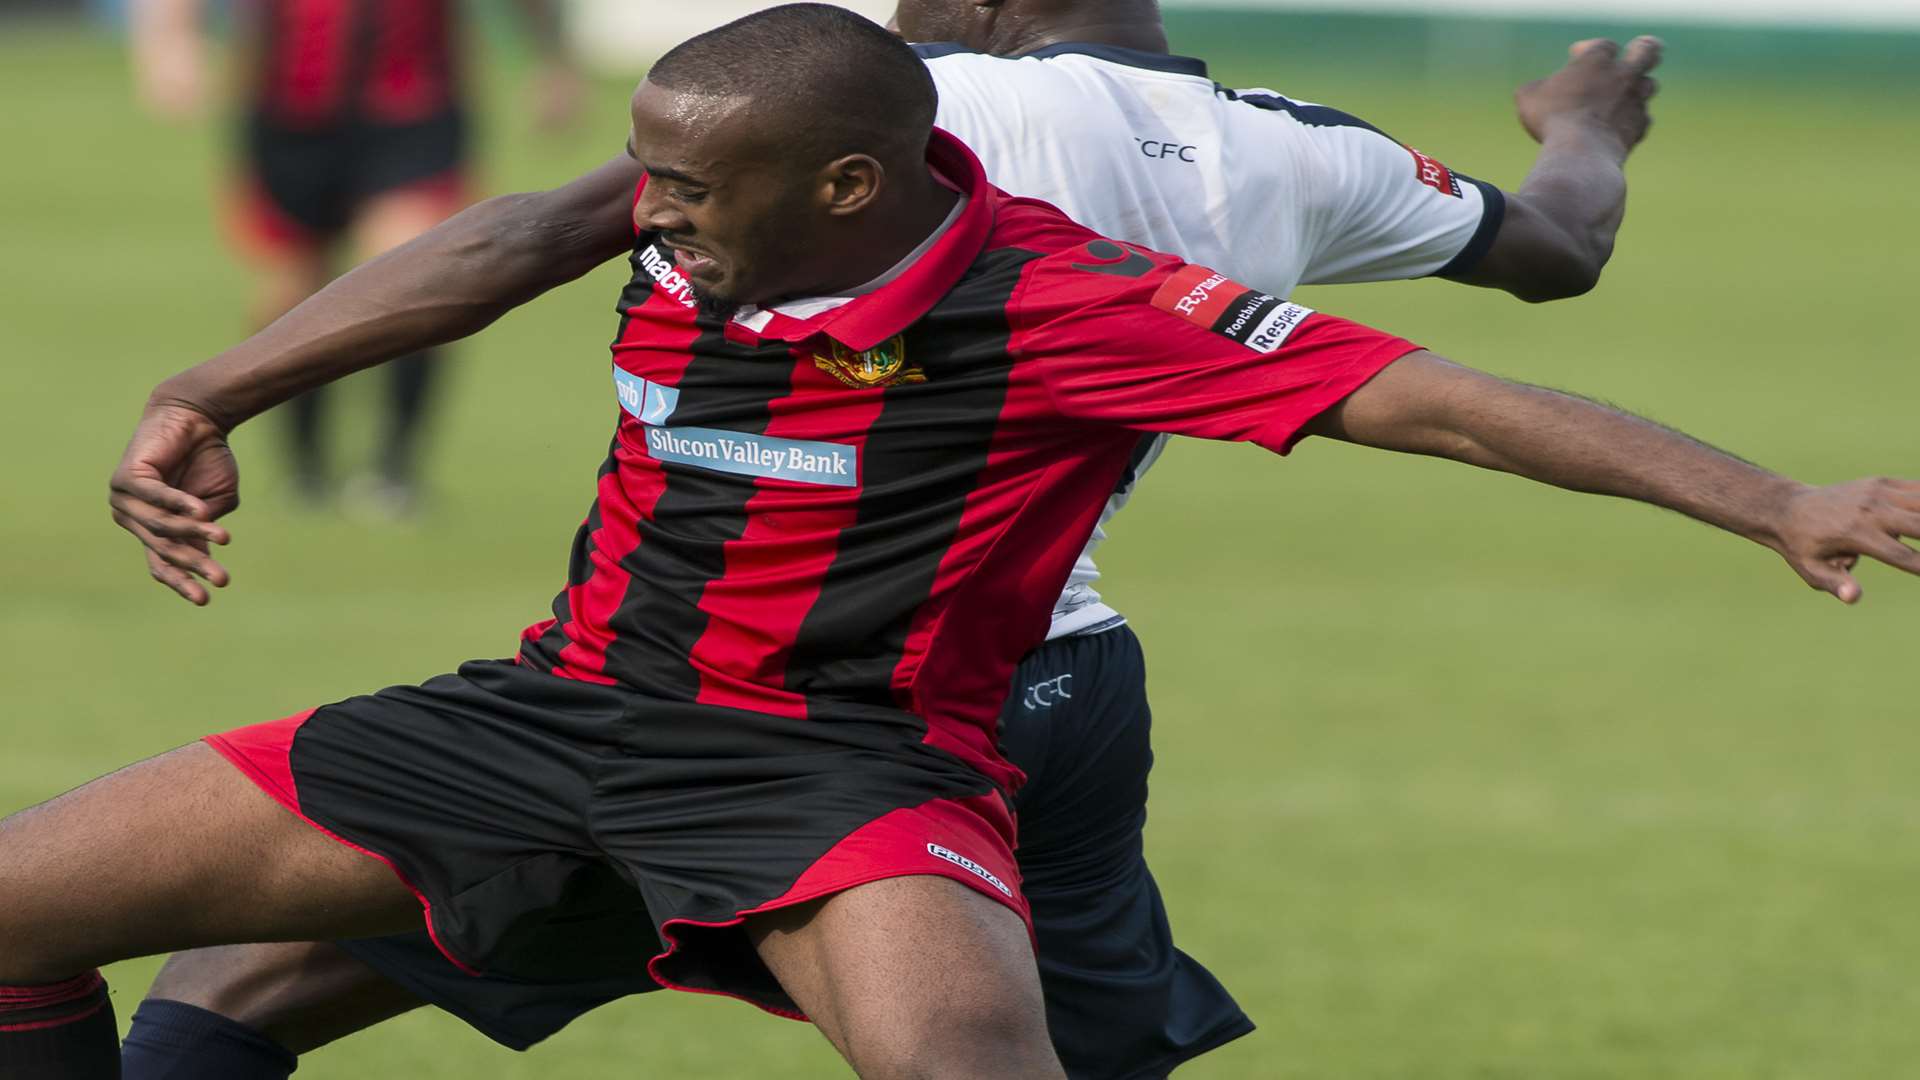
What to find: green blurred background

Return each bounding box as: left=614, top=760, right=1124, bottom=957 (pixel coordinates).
left=3, top=5, right=1919, bottom=1077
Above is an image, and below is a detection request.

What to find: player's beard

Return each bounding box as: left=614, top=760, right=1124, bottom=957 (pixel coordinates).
left=689, top=285, right=739, bottom=322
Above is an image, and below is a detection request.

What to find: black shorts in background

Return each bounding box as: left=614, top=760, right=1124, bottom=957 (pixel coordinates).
left=239, top=108, right=467, bottom=242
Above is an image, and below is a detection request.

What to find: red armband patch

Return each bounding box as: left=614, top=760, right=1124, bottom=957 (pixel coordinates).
left=1407, top=146, right=1462, bottom=197
left=1149, top=264, right=1316, bottom=354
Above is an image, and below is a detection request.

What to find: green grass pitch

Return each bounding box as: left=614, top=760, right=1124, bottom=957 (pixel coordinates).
left=3, top=16, right=1919, bottom=1078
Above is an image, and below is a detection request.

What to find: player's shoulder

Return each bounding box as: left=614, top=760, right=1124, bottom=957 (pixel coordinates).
left=983, top=195, right=1292, bottom=347
left=1213, top=84, right=1392, bottom=139
left=916, top=41, right=1218, bottom=96
left=985, top=191, right=1180, bottom=296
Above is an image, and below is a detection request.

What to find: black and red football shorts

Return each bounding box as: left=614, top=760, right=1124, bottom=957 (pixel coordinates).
left=229, top=109, right=468, bottom=257
left=205, top=658, right=1028, bottom=1019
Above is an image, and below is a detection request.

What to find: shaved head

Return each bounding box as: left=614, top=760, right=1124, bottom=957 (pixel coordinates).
left=890, top=0, right=1166, bottom=56
left=627, top=4, right=959, bottom=313
left=648, top=3, right=937, bottom=172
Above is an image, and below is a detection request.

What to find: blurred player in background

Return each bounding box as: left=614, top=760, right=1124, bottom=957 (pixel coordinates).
left=107, top=3, right=1669, bottom=1078
left=130, top=0, right=584, bottom=515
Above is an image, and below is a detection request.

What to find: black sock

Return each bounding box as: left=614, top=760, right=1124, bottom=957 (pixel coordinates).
left=121, top=1000, right=296, bottom=1080
left=380, top=350, right=440, bottom=486
left=0, top=971, right=120, bottom=1079
left=285, top=386, right=328, bottom=494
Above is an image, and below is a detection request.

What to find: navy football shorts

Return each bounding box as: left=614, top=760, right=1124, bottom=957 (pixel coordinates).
left=271, top=626, right=1253, bottom=1078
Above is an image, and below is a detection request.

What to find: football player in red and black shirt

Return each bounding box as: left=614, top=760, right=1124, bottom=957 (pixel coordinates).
left=109, top=7, right=1671, bottom=1080
left=7, top=6, right=1917, bottom=1079
left=130, top=0, right=582, bottom=513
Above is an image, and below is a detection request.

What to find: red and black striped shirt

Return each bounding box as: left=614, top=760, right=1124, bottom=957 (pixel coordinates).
left=517, top=130, right=1418, bottom=792
left=241, top=0, right=460, bottom=127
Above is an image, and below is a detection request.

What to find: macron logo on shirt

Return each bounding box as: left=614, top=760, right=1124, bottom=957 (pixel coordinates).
left=636, top=243, right=699, bottom=309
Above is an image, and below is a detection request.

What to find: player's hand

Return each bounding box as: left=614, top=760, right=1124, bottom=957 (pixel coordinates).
left=1768, top=478, right=1920, bottom=604
left=1514, top=35, right=1662, bottom=154
left=109, top=402, right=240, bottom=606
left=531, top=62, right=588, bottom=133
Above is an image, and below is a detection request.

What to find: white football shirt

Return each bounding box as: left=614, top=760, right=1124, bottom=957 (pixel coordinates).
left=918, top=42, right=1505, bottom=638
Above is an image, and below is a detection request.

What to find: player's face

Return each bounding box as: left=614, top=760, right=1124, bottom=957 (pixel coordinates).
left=889, top=1, right=988, bottom=49
left=628, top=81, right=823, bottom=312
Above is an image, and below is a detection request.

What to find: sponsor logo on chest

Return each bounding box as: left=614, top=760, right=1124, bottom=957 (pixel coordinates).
left=613, top=364, right=857, bottom=487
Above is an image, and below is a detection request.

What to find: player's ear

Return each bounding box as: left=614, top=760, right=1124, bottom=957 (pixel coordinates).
left=820, top=154, right=884, bottom=217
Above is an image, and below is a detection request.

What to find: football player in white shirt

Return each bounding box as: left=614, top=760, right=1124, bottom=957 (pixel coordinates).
left=115, top=4, right=1659, bottom=1078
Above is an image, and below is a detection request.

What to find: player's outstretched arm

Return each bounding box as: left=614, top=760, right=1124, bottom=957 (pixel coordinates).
left=1457, top=36, right=1661, bottom=302
left=110, top=153, right=643, bottom=605
left=1300, top=351, right=1920, bottom=603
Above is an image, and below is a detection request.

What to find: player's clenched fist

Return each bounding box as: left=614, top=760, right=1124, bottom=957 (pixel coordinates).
left=1515, top=35, right=1662, bottom=153
left=1768, top=477, right=1920, bottom=604
left=109, top=402, right=239, bottom=605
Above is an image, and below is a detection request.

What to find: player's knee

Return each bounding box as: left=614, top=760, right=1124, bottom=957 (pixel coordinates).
left=851, top=998, right=1060, bottom=1080
left=0, top=808, right=84, bottom=983
left=144, top=943, right=371, bottom=1052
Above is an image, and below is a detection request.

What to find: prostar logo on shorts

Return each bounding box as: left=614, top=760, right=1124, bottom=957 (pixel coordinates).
left=1149, top=263, right=1315, bottom=354
left=927, top=843, right=1013, bottom=897
left=636, top=242, right=698, bottom=308
left=1406, top=146, right=1463, bottom=198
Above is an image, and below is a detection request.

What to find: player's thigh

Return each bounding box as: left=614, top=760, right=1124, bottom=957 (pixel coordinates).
left=247, top=246, right=332, bottom=328
left=146, top=941, right=424, bottom=1054
left=747, top=875, right=1063, bottom=1080
left=0, top=742, right=419, bottom=983
left=351, top=185, right=462, bottom=263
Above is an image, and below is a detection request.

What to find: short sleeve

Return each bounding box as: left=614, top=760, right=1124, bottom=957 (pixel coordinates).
left=1013, top=242, right=1422, bottom=455
left=1242, top=96, right=1506, bottom=285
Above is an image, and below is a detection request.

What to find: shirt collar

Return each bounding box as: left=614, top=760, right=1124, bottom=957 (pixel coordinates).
left=913, top=40, right=1209, bottom=79
left=742, top=128, right=996, bottom=352
left=1013, top=41, right=1210, bottom=78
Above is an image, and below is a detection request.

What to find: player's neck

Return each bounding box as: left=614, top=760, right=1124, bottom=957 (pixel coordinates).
left=804, top=173, right=959, bottom=300
left=997, top=14, right=1170, bottom=58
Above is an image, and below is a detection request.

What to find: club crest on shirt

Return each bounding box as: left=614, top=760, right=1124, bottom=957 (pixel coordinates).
left=812, top=335, right=925, bottom=388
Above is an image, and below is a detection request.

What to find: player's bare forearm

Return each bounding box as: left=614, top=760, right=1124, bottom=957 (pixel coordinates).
left=1457, top=37, right=1659, bottom=302
left=153, top=155, right=640, bottom=431
left=1304, top=351, right=1920, bottom=603
left=113, top=156, right=639, bottom=604
left=1476, top=124, right=1629, bottom=299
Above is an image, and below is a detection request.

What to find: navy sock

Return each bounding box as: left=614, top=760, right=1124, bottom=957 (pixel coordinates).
left=121, top=1000, right=296, bottom=1080
left=0, top=971, right=120, bottom=1079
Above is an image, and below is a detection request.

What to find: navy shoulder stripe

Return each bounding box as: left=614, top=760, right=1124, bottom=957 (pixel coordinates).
left=912, top=42, right=979, bottom=61
left=1219, top=88, right=1392, bottom=140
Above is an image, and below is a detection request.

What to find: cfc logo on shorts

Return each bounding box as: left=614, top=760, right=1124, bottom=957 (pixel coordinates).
left=927, top=843, right=1013, bottom=897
